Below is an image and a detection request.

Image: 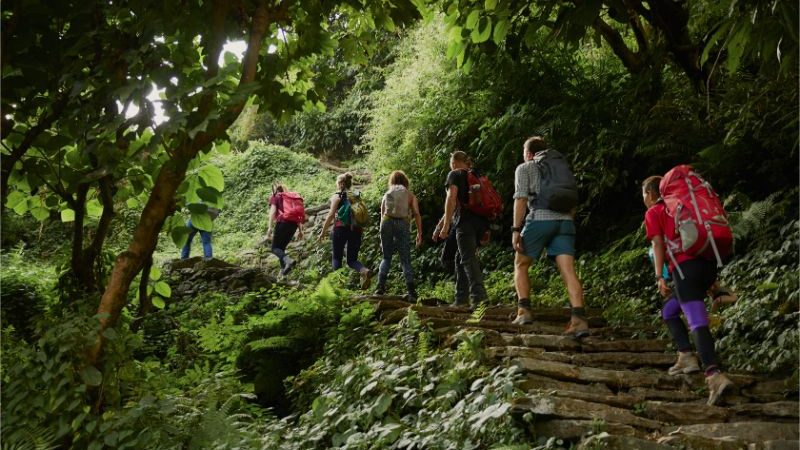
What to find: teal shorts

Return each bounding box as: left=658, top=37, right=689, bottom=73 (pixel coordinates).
left=521, top=220, right=576, bottom=259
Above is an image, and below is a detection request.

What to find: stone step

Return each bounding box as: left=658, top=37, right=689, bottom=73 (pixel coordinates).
left=577, top=433, right=673, bottom=450
left=520, top=373, right=614, bottom=396
left=503, top=333, right=672, bottom=353
left=662, top=421, right=799, bottom=444
left=489, top=346, right=676, bottom=369
left=514, top=357, right=681, bottom=390
left=527, top=419, right=644, bottom=441
left=512, top=394, right=664, bottom=430
left=731, top=401, right=800, bottom=420
left=642, top=400, right=731, bottom=424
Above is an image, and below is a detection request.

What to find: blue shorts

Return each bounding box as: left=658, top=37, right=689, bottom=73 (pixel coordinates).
left=521, top=220, right=576, bottom=259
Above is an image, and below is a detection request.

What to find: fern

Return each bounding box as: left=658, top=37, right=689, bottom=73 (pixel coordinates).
left=466, top=303, right=487, bottom=324
left=727, top=192, right=779, bottom=241
left=1, top=423, right=58, bottom=450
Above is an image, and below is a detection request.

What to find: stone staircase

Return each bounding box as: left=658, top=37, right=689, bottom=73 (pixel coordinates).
left=365, top=296, right=799, bottom=450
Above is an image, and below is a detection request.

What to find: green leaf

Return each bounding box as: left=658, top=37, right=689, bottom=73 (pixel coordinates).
left=213, top=141, right=231, bottom=155
left=61, top=208, right=76, bottom=223
left=485, top=0, right=497, bottom=11
left=31, top=206, right=49, bottom=221
left=80, top=366, right=103, bottom=386
left=197, top=186, right=221, bottom=205
left=493, top=19, right=510, bottom=44
left=171, top=225, right=190, bottom=248
left=190, top=211, right=213, bottom=231
left=198, top=165, right=224, bottom=191
left=471, top=17, right=493, bottom=43
left=448, top=26, right=464, bottom=42
left=372, top=393, right=393, bottom=417
left=155, top=281, right=172, bottom=298
left=466, top=10, right=481, bottom=30
left=149, top=267, right=162, bottom=281
left=103, top=328, right=118, bottom=340
left=152, top=297, right=166, bottom=309
left=6, top=190, right=26, bottom=210
left=86, top=199, right=103, bottom=219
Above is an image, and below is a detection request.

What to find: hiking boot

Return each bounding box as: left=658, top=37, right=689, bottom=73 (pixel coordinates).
left=406, top=283, right=418, bottom=302
left=280, top=256, right=296, bottom=276
left=562, top=316, right=590, bottom=338
left=667, top=352, right=701, bottom=376
left=360, top=269, right=374, bottom=290
left=706, top=372, right=734, bottom=406
left=511, top=307, right=534, bottom=325
left=452, top=298, right=469, bottom=308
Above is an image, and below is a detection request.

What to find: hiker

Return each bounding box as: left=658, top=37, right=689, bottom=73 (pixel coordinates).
left=648, top=248, right=738, bottom=312
left=511, top=136, right=588, bottom=338
left=267, top=184, right=305, bottom=276
left=318, top=172, right=374, bottom=289
left=436, top=151, right=493, bottom=308
left=642, top=174, right=733, bottom=406
left=181, top=206, right=220, bottom=260
left=374, top=170, right=423, bottom=300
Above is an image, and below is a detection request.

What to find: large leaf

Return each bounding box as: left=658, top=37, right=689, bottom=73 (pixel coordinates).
left=466, top=10, right=481, bottom=30
left=171, top=224, right=190, bottom=248
left=190, top=211, right=213, bottom=231
left=493, top=19, right=510, bottom=44
left=198, top=165, right=224, bottom=191
left=61, top=208, right=75, bottom=222
left=154, top=281, right=171, bottom=298
left=471, top=17, right=493, bottom=43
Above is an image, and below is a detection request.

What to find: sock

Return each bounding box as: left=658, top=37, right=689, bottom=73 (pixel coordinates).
left=571, top=307, right=586, bottom=318
left=518, top=298, right=531, bottom=308
left=704, top=365, right=720, bottom=377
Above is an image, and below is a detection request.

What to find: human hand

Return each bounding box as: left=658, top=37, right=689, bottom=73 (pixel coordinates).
left=512, top=232, right=524, bottom=253
left=416, top=232, right=423, bottom=248
left=657, top=278, right=671, bottom=298
left=438, top=223, right=450, bottom=241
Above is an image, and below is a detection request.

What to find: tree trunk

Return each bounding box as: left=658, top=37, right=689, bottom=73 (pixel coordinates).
left=131, top=254, right=153, bottom=333
left=88, top=2, right=272, bottom=366
left=70, top=184, right=89, bottom=288
left=81, top=175, right=116, bottom=291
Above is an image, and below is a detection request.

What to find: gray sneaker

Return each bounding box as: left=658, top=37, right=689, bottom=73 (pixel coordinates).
left=280, top=256, right=296, bottom=276
left=706, top=372, right=734, bottom=406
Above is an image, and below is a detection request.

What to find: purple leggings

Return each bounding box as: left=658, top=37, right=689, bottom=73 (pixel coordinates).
left=661, top=297, right=709, bottom=331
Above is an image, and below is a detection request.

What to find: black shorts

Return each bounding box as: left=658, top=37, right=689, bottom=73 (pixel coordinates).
left=673, top=258, right=717, bottom=302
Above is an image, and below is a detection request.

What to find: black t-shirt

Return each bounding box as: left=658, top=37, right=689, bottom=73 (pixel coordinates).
left=445, top=169, right=472, bottom=227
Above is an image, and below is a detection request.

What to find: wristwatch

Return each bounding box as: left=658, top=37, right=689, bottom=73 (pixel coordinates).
left=512, top=226, right=523, bottom=233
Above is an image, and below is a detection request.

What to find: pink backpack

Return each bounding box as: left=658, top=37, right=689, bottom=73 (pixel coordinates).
left=277, top=192, right=305, bottom=224
left=659, top=165, right=733, bottom=276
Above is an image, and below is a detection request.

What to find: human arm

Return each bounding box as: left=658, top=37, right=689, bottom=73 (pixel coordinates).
left=511, top=163, right=531, bottom=253
left=411, top=193, right=423, bottom=247
left=650, top=236, right=671, bottom=297
left=438, top=185, right=458, bottom=240
left=267, top=204, right=277, bottom=238
left=512, top=197, right=527, bottom=253
left=318, top=195, right=340, bottom=241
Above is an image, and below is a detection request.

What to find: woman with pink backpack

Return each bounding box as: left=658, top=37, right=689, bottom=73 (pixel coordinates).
left=267, top=184, right=305, bottom=276
left=374, top=170, right=423, bottom=300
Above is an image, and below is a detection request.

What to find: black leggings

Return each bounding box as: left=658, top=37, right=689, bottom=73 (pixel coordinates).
left=272, top=222, right=298, bottom=268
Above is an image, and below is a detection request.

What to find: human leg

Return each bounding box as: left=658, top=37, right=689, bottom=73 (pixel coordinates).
left=272, top=222, right=297, bottom=269
left=394, top=220, right=416, bottom=299
left=199, top=230, right=213, bottom=259
left=331, top=227, right=346, bottom=270
left=181, top=221, right=197, bottom=259
left=453, top=248, right=469, bottom=306
left=345, top=228, right=366, bottom=272
left=662, top=296, right=700, bottom=375
left=376, top=220, right=395, bottom=294
left=455, top=220, right=487, bottom=305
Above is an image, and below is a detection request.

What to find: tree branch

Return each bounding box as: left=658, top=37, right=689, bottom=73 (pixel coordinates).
left=593, top=18, right=646, bottom=74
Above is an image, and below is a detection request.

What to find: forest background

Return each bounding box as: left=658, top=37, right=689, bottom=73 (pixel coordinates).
left=1, top=0, right=798, bottom=448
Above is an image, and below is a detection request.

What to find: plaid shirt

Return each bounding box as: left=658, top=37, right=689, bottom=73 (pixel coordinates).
left=513, top=161, right=573, bottom=221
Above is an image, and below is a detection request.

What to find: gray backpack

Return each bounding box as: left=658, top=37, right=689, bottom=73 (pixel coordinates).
left=532, top=149, right=578, bottom=212
left=383, top=185, right=410, bottom=219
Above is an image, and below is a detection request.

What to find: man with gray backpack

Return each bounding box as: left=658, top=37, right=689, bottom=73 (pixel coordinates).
left=510, top=136, right=589, bottom=337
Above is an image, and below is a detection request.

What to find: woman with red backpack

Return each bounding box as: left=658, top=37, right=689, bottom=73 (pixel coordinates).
left=642, top=172, right=733, bottom=406
left=267, top=184, right=305, bottom=276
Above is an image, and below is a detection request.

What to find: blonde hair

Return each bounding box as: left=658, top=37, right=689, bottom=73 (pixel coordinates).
left=337, top=172, right=353, bottom=190
left=273, top=183, right=285, bottom=193
left=450, top=150, right=472, bottom=167
left=388, top=170, right=409, bottom=188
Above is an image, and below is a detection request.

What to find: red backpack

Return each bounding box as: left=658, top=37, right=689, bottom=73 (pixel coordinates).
left=659, top=165, right=733, bottom=273
left=464, top=169, right=503, bottom=219
left=276, top=192, right=306, bottom=224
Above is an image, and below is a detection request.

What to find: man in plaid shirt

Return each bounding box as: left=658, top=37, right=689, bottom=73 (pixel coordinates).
left=510, top=136, right=589, bottom=337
